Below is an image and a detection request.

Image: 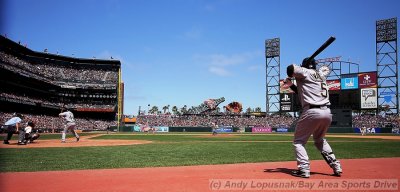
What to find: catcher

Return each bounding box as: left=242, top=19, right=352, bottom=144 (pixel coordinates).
left=25, top=121, right=40, bottom=143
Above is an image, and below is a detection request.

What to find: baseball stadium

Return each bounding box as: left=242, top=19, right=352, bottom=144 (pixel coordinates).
left=1, top=3, right=400, bottom=192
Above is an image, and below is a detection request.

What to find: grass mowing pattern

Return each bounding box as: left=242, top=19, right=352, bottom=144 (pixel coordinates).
left=93, top=134, right=385, bottom=142
left=0, top=134, right=399, bottom=172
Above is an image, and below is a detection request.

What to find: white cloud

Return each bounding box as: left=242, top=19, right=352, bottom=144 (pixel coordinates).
left=208, top=54, right=247, bottom=66
left=208, top=66, right=231, bottom=76
left=195, top=51, right=262, bottom=77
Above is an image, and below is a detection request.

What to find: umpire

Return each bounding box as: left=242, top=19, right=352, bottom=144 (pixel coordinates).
left=2, top=113, right=24, bottom=144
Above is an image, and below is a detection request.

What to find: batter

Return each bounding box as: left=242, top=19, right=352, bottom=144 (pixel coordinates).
left=59, top=107, right=80, bottom=143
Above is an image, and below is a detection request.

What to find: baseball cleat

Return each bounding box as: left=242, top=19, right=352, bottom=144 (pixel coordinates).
left=333, top=167, right=342, bottom=177
left=331, top=163, right=342, bottom=177
left=18, top=142, right=26, bottom=145
left=291, top=169, right=310, bottom=178
left=3, top=141, right=10, bottom=144
left=61, top=141, right=66, bottom=143
left=76, top=137, right=80, bottom=142
left=333, top=170, right=342, bottom=177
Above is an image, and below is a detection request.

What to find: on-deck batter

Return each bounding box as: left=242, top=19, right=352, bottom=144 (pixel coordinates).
left=285, top=57, right=342, bottom=178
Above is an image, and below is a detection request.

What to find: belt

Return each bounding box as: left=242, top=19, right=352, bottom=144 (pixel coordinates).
left=309, top=105, right=330, bottom=109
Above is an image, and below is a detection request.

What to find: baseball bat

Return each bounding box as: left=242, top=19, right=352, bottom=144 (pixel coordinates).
left=307, top=36, right=336, bottom=62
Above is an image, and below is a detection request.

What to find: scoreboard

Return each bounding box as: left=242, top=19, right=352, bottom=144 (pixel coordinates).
left=280, top=71, right=378, bottom=112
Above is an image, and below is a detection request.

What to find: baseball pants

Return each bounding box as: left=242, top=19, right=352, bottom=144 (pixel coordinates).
left=3, top=125, right=17, bottom=142
left=62, top=122, right=79, bottom=141
left=293, top=107, right=337, bottom=170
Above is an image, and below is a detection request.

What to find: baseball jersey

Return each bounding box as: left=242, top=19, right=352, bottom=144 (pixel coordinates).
left=292, top=65, right=330, bottom=108
left=5, top=117, right=22, bottom=126
left=59, top=111, right=75, bottom=123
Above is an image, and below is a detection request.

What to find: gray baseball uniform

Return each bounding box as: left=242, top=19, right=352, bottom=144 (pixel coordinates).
left=290, top=64, right=341, bottom=172
left=59, top=110, right=79, bottom=142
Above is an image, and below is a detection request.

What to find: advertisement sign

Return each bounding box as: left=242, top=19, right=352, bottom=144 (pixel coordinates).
left=358, top=72, right=377, bottom=88
left=341, top=74, right=358, bottom=90
left=360, top=88, right=378, bottom=109
left=133, top=125, right=141, bottom=132
left=326, top=79, right=341, bottom=91
left=276, top=127, right=289, bottom=133
left=124, top=117, right=137, bottom=123
left=216, top=127, right=233, bottom=133
left=280, top=93, right=293, bottom=112
left=381, top=91, right=396, bottom=106
left=154, top=126, right=169, bottom=133
left=353, top=127, right=381, bottom=133
left=252, top=127, right=272, bottom=133
left=381, top=91, right=396, bottom=95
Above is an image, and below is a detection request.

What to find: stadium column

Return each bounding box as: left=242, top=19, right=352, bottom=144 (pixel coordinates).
left=117, top=67, right=123, bottom=131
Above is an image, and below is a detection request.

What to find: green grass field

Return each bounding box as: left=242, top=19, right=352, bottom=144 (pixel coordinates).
left=1, top=133, right=399, bottom=172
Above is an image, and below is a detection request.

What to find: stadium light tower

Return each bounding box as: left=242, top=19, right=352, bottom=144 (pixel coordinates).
left=376, top=17, right=398, bottom=115
left=265, top=38, right=280, bottom=114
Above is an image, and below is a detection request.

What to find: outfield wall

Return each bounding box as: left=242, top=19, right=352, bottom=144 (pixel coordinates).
left=114, top=126, right=394, bottom=133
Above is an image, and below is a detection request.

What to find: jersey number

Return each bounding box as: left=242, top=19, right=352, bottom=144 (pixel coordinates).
left=321, top=82, right=328, bottom=97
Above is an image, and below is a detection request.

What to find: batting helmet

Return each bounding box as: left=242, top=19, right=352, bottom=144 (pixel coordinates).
left=301, top=57, right=317, bottom=69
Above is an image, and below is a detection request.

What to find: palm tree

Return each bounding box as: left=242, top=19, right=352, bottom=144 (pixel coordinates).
left=246, top=107, right=252, bottom=114
left=150, top=106, right=159, bottom=114
left=255, top=107, right=261, bottom=112
left=162, top=105, right=168, bottom=114
left=172, top=106, right=178, bottom=115
left=180, top=105, right=187, bottom=114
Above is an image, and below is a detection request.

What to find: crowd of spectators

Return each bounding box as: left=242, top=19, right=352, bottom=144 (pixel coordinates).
left=0, top=51, right=118, bottom=85
left=0, top=42, right=120, bottom=132
left=2, top=111, right=399, bottom=133
left=0, top=92, right=115, bottom=110
left=136, top=114, right=296, bottom=128
left=137, top=113, right=399, bottom=129
left=0, top=112, right=116, bottom=132
left=352, top=114, right=399, bottom=129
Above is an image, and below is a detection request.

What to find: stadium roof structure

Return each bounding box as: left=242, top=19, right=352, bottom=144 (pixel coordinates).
left=0, top=35, right=121, bottom=67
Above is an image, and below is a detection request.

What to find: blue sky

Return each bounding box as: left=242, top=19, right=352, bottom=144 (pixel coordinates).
left=1, top=0, right=399, bottom=115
